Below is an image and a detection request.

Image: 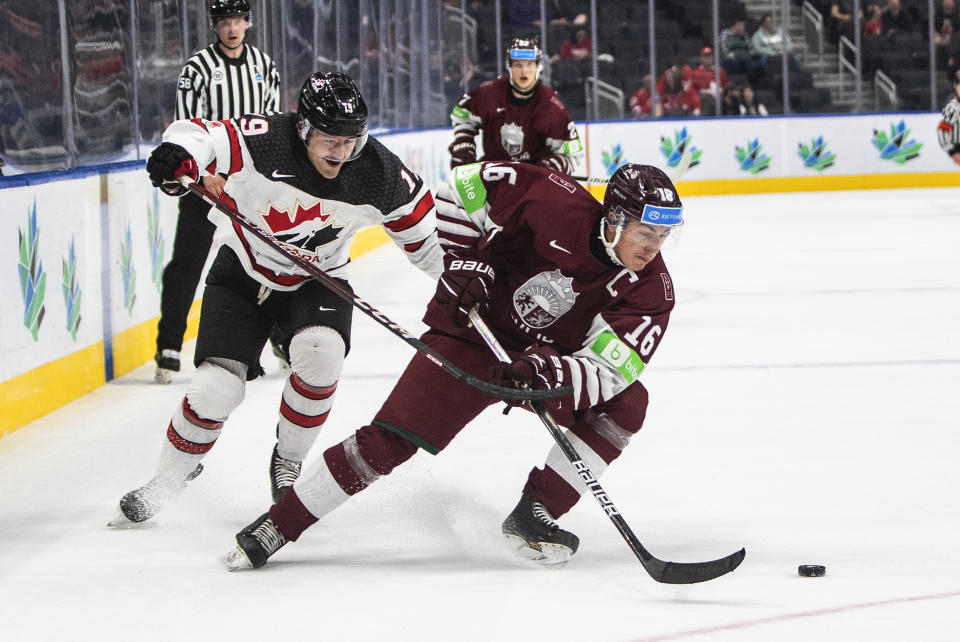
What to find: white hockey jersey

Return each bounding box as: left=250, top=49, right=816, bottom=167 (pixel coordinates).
left=161, top=113, right=443, bottom=291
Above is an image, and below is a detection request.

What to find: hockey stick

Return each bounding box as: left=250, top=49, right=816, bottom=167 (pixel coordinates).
left=573, top=145, right=693, bottom=191
left=173, top=176, right=569, bottom=403
left=468, top=308, right=745, bottom=584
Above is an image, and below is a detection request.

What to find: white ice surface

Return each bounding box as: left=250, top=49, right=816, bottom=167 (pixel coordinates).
left=1, top=188, right=959, bottom=641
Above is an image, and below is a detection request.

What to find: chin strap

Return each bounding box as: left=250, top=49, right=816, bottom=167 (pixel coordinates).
left=600, top=220, right=624, bottom=267
left=510, top=80, right=539, bottom=97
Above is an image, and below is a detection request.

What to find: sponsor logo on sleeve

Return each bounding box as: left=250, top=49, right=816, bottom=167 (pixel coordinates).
left=453, top=164, right=488, bottom=214
left=590, top=331, right=645, bottom=384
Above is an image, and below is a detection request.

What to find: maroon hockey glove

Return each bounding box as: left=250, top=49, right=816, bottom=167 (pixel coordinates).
left=147, top=142, right=199, bottom=197
left=494, top=344, right=567, bottom=391
left=538, top=154, right=572, bottom=174
left=448, top=138, right=477, bottom=169
left=434, top=250, right=494, bottom=324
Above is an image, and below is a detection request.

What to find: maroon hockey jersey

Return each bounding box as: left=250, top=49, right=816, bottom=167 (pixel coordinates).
left=432, top=162, right=674, bottom=409
left=449, top=77, right=583, bottom=173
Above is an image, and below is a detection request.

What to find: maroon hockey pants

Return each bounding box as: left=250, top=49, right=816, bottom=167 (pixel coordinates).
left=287, top=330, right=650, bottom=534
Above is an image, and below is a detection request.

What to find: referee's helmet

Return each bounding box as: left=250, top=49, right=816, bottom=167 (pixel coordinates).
left=209, top=0, right=250, bottom=26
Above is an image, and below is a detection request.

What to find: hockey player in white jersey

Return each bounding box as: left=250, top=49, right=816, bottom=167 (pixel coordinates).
left=109, top=72, right=443, bottom=527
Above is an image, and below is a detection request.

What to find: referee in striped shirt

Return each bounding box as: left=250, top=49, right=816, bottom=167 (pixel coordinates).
left=937, top=71, right=960, bottom=166
left=155, top=0, right=280, bottom=384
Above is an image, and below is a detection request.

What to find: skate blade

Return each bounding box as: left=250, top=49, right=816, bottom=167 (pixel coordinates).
left=154, top=368, right=174, bottom=384
left=504, top=534, right=572, bottom=566
left=107, top=508, right=157, bottom=530
left=223, top=545, right=254, bottom=571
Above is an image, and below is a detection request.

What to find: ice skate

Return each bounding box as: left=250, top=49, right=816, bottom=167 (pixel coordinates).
left=107, top=463, right=203, bottom=528
left=502, top=493, right=580, bottom=566
left=154, top=349, right=181, bottom=384
left=269, top=445, right=302, bottom=503
left=224, top=512, right=287, bottom=570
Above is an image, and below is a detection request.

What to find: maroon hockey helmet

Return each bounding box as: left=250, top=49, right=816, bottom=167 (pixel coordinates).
left=603, top=164, right=684, bottom=228
left=506, top=37, right=543, bottom=81
left=600, top=164, right=684, bottom=265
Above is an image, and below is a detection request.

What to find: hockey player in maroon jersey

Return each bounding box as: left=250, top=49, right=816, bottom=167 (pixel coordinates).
left=224, top=161, right=684, bottom=570
left=108, top=72, right=443, bottom=527
left=448, top=37, right=583, bottom=174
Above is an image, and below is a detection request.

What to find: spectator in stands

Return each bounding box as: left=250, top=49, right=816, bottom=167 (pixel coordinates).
left=658, top=68, right=701, bottom=117
left=656, top=54, right=693, bottom=95
left=739, top=85, right=768, bottom=115
left=829, top=0, right=856, bottom=42
left=720, top=18, right=765, bottom=83
left=466, top=1, right=498, bottom=68
left=721, top=82, right=743, bottom=116
left=556, top=26, right=592, bottom=61
left=545, top=0, right=587, bottom=25
left=508, top=0, right=541, bottom=36
left=751, top=14, right=792, bottom=56
left=882, top=0, right=913, bottom=34
left=444, top=57, right=477, bottom=111
left=935, top=0, right=960, bottom=54
left=864, top=4, right=884, bottom=36
left=629, top=74, right=655, bottom=118
left=691, top=47, right=727, bottom=102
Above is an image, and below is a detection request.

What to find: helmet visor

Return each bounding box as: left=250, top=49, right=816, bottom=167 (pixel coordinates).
left=299, top=120, right=367, bottom=162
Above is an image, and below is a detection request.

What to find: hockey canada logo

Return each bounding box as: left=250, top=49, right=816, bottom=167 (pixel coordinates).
left=513, top=269, right=578, bottom=329
left=500, top=122, right=525, bottom=157
left=260, top=200, right=344, bottom=252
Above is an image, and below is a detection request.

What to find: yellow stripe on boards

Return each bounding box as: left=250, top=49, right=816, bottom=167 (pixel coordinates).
left=0, top=343, right=106, bottom=437
left=672, top=172, right=960, bottom=196
left=350, top=226, right=390, bottom=259
left=112, top=299, right=202, bottom=378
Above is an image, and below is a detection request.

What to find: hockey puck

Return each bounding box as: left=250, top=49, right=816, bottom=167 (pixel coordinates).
left=798, top=564, right=826, bottom=577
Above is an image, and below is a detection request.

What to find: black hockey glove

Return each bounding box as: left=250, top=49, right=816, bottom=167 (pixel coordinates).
left=433, top=249, right=494, bottom=325
left=448, top=138, right=477, bottom=169
left=147, top=142, right=199, bottom=197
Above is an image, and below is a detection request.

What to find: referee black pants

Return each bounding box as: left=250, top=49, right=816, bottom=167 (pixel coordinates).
left=156, top=192, right=215, bottom=353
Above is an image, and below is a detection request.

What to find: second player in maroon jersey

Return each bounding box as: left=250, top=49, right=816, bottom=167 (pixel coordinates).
left=448, top=38, right=583, bottom=175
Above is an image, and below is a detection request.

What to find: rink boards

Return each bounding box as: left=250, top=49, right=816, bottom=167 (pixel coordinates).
left=1, top=112, right=958, bottom=436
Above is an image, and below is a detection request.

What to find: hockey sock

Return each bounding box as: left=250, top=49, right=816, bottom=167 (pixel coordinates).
left=276, top=326, right=344, bottom=461
left=159, top=360, right=245, bottom=478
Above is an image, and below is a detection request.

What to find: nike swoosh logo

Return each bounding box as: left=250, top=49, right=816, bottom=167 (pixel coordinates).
left=272, top=170, right=296, bottom=179
left=496, top=107, right=506, bottom=113
left=317, top=306, right=336, bottom=312
left=549, top=240, right=571, bottom=254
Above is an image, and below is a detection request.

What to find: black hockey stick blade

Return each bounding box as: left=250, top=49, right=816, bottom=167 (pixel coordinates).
left=642, top=547, right=746, bottom=584
left=174, top=177, right=571, bottom=403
